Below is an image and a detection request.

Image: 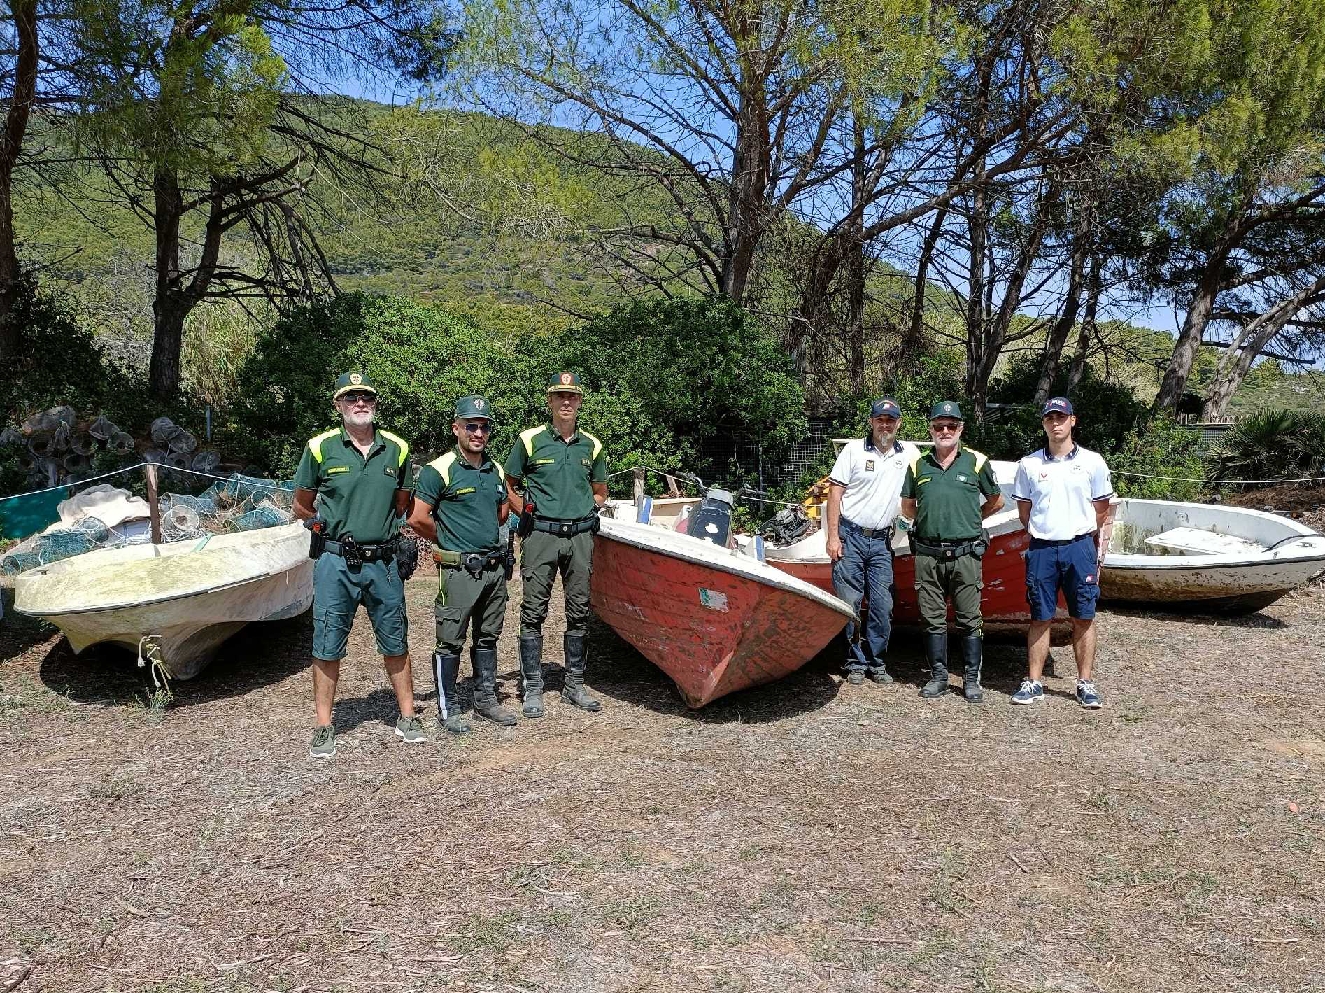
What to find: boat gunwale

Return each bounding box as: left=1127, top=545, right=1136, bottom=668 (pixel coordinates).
left=14, top=524, right=312, bottom=617
left=597, top=518, right=856, bottom=620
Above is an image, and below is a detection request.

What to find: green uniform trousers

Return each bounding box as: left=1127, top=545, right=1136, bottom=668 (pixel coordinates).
left=519, top=529, right=594, bottom=637
left=435, top=565, right=508, bottom=656
left=913, top=552, right=983, bottom=637
left=312, top=553, right=408, bottom=661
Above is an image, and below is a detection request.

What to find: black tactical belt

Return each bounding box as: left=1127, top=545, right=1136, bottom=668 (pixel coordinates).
left=324, top=537, right=397, bottom=564
left=436, top=548, right=506, bottom=574
left=842, top=518, right=894, bottom=540
left=911, top=537, right=986, bottom=560
left=532, top=514, right=599, bottom=537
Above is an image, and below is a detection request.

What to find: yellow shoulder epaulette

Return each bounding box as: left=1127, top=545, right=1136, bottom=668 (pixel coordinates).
left=966, top=447, right=988, bottom=473
left=378, top=429, right=410, bottom=467
left=579, top=429, right=604, bottom=461
left=493, top=460, right=506, bottom=483
left=427, top=451, right=458, bottom=487
left=307, top=428, right=339, bottom=463
left=520, top=425, right=546, bottom=457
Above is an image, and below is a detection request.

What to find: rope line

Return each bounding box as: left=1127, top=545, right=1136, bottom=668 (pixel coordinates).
left=1, top=461, right=287, bottom=501
left=1113, top=470, right=1325, bottom=485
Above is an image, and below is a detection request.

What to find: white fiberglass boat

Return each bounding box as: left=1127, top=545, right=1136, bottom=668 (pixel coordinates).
left=14, top=523, right=314, bottom=678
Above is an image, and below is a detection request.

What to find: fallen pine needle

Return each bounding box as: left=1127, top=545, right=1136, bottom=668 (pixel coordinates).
left=1008, top=854, right=1030, bottom=874
left=1250, top=937, right=1299, bottom=944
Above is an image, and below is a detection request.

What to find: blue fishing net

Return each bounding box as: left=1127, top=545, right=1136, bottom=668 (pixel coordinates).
left=201, top=474, right=294, bottom=510
left=229, top=505, right=291, bottom=532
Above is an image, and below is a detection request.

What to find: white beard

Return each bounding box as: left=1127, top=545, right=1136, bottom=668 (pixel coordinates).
left=341, top=409, right=374, bottom=430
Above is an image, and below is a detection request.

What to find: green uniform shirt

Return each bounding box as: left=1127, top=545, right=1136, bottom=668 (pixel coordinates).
left=293, top=426, right=411, bottom=544
left=901, top=444, right=1000, bottom=541
left=416, top=447, right=507, bottom=553
left=504, top=423, right=606, bottom=520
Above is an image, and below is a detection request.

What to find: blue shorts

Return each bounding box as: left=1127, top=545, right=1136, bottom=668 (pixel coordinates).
left=1025, top=532, right=1100, bottom=622
left=312, top=553, right=409, bottom=660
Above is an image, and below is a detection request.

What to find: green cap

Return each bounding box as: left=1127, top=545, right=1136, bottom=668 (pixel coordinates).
left=929, top=400, right=963, bottom=421
left=547, top=371, right=584, bottom=394
left=454, top=394, right=494, bottom=420
left=333, top=371, right=377, bottom=400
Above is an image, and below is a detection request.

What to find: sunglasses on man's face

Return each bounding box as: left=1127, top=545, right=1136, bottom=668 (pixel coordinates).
left=341, top=391, right=376, bottom=405
left=931, top=422, right=961, bottom=433
left=462, top=422, right=492, bottom=434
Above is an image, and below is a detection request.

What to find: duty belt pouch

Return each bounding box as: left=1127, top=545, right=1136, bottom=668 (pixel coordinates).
left=971, top=537, right=989, bottom=559
left=341, top=536, right=363, bottom=567
left=516, top=507, right=536, bottom=539
left=308, top=528, right=326, bottom=561
left=462, top=553, right=486, bottom=578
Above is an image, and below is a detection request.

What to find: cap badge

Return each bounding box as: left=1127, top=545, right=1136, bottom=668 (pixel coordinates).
left=560, top=373, right=573, bottom=385
left=943, top=403, right=952, bottom=413
left=474, top=398, right=485, bottom=410
left=349, top=373, right=362, bottom=386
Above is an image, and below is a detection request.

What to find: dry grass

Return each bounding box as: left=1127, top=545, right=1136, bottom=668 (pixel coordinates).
left=2, top=567, right=1324, bottom=993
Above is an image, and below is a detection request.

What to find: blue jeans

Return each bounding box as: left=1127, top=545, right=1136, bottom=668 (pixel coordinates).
left=831, top=520, right=895, bottom=671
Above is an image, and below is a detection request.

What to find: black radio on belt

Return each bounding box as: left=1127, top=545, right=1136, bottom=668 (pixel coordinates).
left=340, top=535, right=363, bottom=567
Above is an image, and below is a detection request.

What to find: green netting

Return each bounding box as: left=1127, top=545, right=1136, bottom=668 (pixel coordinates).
left=230, top=505, right=291, bottom=531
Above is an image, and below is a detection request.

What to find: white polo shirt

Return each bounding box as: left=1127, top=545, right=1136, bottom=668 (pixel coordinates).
left=829, top=437, right=919, bottom=530
left=1012, top=444, right=1114, bottom=540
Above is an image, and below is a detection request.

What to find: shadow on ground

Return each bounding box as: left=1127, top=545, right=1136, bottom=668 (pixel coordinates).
left=1099, top=604, right=1287, bottom=630
left=36, top=611, right=314, bottom=707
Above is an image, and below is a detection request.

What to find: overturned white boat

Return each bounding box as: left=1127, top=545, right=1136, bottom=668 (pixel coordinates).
left=14, top=523, right=314, bottom=679
left=1101, top=500, right=1325, bottom=613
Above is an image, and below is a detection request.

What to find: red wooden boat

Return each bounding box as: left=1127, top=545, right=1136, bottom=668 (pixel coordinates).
left=591, top=515, right=855, bottom=707
left=762, top=458, right=1070, bottom=637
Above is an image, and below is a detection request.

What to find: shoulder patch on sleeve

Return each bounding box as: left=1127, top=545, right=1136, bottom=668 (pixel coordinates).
left=580, top=430, right=604, bottom=461
left=378, top=429, right=410, bottom=467
left=520, top=425, right=546, bottom=458
left=427, top=451, right=458, bottom=488
left=307, top=428, right=339, bottom=464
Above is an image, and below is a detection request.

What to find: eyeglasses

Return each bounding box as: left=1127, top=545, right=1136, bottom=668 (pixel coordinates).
left=462, top=422, right=492, bottom=434
left=930, top=423, right=961, bottom=433
left=341, top=391, right=376, bottom=405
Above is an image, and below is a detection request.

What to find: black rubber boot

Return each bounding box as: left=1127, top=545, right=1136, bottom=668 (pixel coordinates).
left=519, top=633, right=545, bottom=719
left=561, top=632, right=601, bottom=712
left=920, top=631, right=949, bottom=698
left=961, top=634, right=984, bottom=704
left=471, top=647, right=517, bottom=726
left=433, top=651, right=469, bottom=734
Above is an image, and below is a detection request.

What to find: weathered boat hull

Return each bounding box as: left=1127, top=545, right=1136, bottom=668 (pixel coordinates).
left=1100, top=499, right=1325, bottom=613
left=591, top=517, right=854, bottom=707
left=14, top=523, right=314, bottom=679
left=764, top=510, right=1069, bottom=638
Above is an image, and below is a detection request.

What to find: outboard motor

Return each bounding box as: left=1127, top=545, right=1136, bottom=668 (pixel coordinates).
left=688, top=488, right=734, bottom=547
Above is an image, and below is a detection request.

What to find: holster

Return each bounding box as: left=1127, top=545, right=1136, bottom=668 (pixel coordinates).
left=516, top=505, right=537, bottom=538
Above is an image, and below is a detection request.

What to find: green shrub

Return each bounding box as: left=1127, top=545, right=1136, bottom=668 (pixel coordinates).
left=224, top=293, right=543, bottom=475
left=0, top=276, right=122, bottom=423
left=1207, top=410, right=1325, bottom=486
left=1111, top=417, right=1207, bottom=501
left=557, top=297, right=809, bottom=489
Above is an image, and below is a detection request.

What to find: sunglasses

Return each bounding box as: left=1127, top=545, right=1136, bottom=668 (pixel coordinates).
left=931, top=422, right=961, bottom=433
left=462, top=422, right=492, bottom=434
left=341, top=391, right=376, bottom=404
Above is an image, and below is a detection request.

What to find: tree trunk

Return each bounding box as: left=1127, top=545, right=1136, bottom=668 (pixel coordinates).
left=1066, top=254, right=1102, bottom=393
left=1034, top=226, right=1088, bottom=403
left=149, top=167, right=185, bottom=399
left=720, top=65, right=771, bottom=305
left=1201, top=275, right=1325, bottom=419
left=903, top=206, right=947, bottom=365
left=846, top=116, right=866, bottom=394
left=963, top=182, right=988, bottom=405
left=0, top=0, right=39, bottom=360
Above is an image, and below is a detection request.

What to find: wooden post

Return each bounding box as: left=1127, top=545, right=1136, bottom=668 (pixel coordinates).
left=633, top=467, right=645, bottom=514
left=145, top=462, right=162, bottom=545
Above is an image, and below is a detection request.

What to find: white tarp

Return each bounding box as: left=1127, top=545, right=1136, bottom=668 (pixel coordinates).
left=50, top=484, right=149, bottom=531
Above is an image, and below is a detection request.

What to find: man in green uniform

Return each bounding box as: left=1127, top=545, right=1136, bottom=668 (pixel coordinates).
left=899, top=401, right=1004, bottom=703
left=293, top=371, right=423, bottom=758
left=505, top=372, right=608, bottom=718
left=407, top=395, right=514, bottom=733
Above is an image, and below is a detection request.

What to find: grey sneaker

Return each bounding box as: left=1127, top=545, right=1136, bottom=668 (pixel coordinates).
left=1076, top=680, right=1103, bottom=709
left=308, top=725, right=336, bottom=759
left=867, top=667, right=894, bottom=685
left=1010, top=679, right=1044, bottom=705
left=845, top=669, right=866, bottom=685
left=395, top=715, right=426, bottom=743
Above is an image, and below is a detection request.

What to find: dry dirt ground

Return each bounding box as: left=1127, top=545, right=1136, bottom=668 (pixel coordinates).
left=2, top=566, right=1323, bottom=993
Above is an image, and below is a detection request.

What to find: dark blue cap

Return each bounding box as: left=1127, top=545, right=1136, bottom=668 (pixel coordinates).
left=1042, top=396, right=1074, bottom=417
left=870, top=398, right=902, bottom=419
